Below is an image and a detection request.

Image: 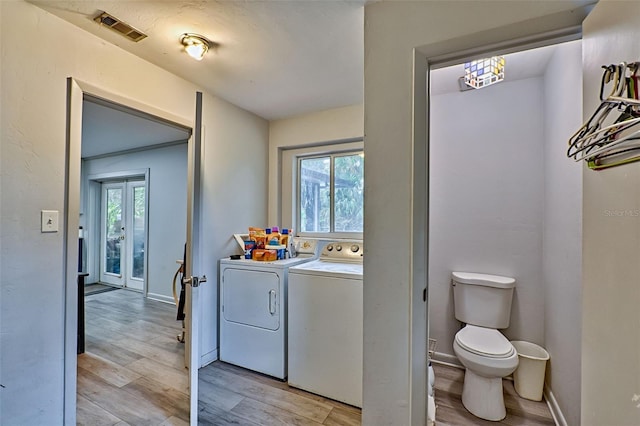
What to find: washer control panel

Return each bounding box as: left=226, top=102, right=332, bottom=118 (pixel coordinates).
left=320, top=241, right=363, bottom=262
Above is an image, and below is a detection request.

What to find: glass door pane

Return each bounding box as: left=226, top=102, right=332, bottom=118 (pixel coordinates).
left=100, top=183, right=125, bottom=286
left=126, top=181, right=146, bottom=291
left=132, top=185, right=145, bottom=279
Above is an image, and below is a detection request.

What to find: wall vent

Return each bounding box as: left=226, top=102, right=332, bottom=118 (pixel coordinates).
left=93, top=11, right=147, bottom=42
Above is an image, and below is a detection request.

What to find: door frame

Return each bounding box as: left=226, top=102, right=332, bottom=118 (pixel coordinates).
left=410, top=11, right=586, bottom=425
left=88, top=170, right=149, bottom=292
left=63, top=78, right=195, bottom=423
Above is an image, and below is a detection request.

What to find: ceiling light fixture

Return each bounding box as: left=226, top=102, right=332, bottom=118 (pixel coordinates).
left=180, top=33, right=211, bottom=61
left=464, top=56, right=505, bottom=89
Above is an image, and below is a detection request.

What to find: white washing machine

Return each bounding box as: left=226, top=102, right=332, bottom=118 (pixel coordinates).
left=287, top=241, right=363, bottom=407
left=219, top=239, right=319, bottom=379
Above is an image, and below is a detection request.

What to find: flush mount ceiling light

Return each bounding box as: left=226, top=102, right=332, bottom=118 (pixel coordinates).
left=464, top=56, right=505, bottom=89
left=180, top=33, right=211, bottom=61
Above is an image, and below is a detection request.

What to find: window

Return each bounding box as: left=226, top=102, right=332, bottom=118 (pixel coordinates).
left=298, top=151, right=364, bottom=234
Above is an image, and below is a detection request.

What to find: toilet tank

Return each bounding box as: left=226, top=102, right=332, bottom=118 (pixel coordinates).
left=452, top=272, right=515, bottom=329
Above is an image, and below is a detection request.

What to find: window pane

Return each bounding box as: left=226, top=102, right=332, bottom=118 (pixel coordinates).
left=132, top=186, right=145, bottom=279
left=334, top=154, right=364, bottom=232
left=300, top=157, right=330, bottom=232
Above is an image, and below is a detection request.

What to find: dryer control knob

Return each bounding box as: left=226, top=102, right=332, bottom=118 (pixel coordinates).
left=351, top=245, right=360, bottom=253
left=336, top=245, right=342, bottom=251
left=327, top=245, right=333, bottom=251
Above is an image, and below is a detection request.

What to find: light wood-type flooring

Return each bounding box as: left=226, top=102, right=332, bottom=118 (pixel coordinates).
left=78, top=289, right=553, bottom=426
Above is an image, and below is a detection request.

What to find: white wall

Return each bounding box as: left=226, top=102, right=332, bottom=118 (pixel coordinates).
left=199, top=94, right=269, bottom=363
left=0, top=1, right=268, bottom=423
left=268, top=104, right=363, bottom=226
left=429, top=77, right=545, bottom=356
left=542, top=40, right=583, bottom=426
left=582, top=2, right=640, bottom=424
left=82, top=143, right=188, bottom=302
left=363, top=2, right=591, bottom=424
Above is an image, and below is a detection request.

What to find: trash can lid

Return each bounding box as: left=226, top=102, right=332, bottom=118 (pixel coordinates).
left=456, top=325, right=515, bottom=358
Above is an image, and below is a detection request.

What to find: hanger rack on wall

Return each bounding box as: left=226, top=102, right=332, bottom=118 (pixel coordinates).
left=568, top=61, right=640, bottom=171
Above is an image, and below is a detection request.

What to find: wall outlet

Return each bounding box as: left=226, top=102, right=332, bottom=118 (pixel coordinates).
left=41, top=210, right=59, bottom=233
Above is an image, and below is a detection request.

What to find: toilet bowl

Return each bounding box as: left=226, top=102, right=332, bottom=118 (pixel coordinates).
left=453, top=325, right=518, bottom=421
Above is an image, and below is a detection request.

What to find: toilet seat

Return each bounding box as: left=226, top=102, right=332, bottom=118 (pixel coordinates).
left=455, top=325, right=514, bottom=358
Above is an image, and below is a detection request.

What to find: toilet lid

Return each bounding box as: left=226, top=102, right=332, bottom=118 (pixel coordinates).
left=455, top=325, right=514, bottom=358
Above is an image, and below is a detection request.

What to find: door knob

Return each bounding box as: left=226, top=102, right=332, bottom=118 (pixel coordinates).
left=183, top=275, right=207, bottom=287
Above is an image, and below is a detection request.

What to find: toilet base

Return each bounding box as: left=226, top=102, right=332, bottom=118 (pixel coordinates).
left=461, top=369, right=506, bottom=421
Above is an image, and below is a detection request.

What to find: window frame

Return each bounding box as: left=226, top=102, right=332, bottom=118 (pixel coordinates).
left=281, top=140, right=364, bottom=240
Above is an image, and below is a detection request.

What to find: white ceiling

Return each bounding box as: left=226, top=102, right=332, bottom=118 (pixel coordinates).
left=430, top=44, right=559, bottom=96
left=81, top=99, right=191, bottom=158
left=37, top=2, right=567, bottom=157
left=32, top=0, right=365, bottom=121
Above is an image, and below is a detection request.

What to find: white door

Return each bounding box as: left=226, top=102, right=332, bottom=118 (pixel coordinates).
left=99, top=179, right=146, bottom=291
left=185, top=91, right=205, bottom=425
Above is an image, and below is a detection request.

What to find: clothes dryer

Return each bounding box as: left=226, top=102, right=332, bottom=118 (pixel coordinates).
left=219, top=239, right=319, bottom=379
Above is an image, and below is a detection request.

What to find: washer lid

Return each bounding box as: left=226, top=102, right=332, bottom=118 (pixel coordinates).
left=455, top=325, right=514, bottom=358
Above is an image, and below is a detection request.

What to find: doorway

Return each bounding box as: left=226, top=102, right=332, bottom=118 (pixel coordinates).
left=100, top=179, right=147, bottom=291
left=64, top=79, right=198, bottom=424
left=425, top=39, right=583, bottom=423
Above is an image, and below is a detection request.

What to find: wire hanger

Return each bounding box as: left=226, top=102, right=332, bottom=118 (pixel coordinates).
left=568, top=61, right=640, bottom=170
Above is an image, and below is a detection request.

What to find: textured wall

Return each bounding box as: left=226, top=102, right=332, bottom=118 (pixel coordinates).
left=582, top=2, right=640, bottom=424
left=0, top=1, right=268, bottom=423
left=430, top=77, right=545, bottom=356
left=542, top=40, right=583, bottom=426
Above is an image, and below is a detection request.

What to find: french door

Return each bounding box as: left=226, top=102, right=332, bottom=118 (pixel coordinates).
left=100, top=179, right=146, bottom=291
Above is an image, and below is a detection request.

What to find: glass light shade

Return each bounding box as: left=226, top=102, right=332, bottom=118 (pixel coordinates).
left=181, top=34, right=210, bottom=61
left=464, top=56, right=505, bottom=89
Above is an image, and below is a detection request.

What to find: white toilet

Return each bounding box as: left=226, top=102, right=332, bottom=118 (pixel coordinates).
left=451, top=272, right=518, bottom=421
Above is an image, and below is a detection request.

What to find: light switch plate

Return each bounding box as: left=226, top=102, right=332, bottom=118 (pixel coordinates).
left=41, top=210, right=59, bottom=233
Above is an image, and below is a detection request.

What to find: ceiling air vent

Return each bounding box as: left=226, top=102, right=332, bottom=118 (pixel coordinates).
left=93, top=11, right=147, bottom=42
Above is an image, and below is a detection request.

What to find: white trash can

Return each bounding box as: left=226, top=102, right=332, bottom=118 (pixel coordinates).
left=511, top=341, right=549, bottom=401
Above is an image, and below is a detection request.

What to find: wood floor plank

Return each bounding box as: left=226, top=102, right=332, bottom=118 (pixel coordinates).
left=230, top=397, right=324, bottom=426
left=147, top=332, right=186, bottom=353
left=122, top=376, right=190, bottom=424
left=432, top=363, right=464, bottom=396
left=78, top=367, right=170, bottom=425
left=209, top=361, right=360, bottom=415
left=202, top=362, right=333, bottom=423
left=433, top=391, right=500, bottom=426
left=77, top=394, right=122, bottom=426
left=114, top=337, right=185, bottom=370
left=432, top=363, right=554, bottom=425
left=323, top=406, right=362, bottom=426
left=80, top=290, right=186, bottom=425
left=85, top=334, right=145, bottom=367
left=159, top=415, right=190, bottom=426
left=83, top=287, right=552, bottom=426
left=198, top=376, right=245, bottom=411
left=77, top=352, right=142, bottom=388
left=198, top=399, right=261, bottom=426
left=503, top=380, right=554, bottom=423
left=126, top=357, right=188, bottom=395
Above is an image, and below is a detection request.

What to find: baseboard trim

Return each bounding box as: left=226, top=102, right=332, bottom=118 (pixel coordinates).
left=431, top=351, right=464, bottom=369
left=146, top=292, right=176, bottom=305
left=544, top=386, right=566, bottom=426
left=201, top=348, right=218, bottom=368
